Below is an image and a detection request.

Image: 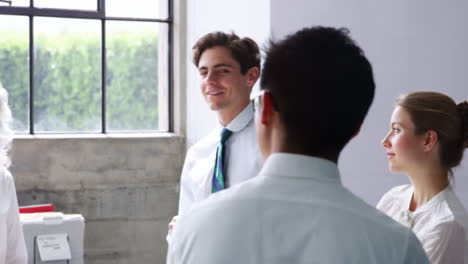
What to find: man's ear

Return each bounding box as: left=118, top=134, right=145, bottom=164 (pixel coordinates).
left=246, top=67, right=260, bottom=87
left=260, top=92, right=275, bottom=126
left=423, top=130, right=438, bottom=152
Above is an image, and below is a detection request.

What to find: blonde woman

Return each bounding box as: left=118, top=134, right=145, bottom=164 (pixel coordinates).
left=378, top=91, right=468, bottom=263
left=0, top=81, right=27, bottom=264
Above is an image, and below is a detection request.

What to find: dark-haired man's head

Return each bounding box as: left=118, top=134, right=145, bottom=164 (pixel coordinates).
left=193, top=31, right=261, bottom=126
left=256, top=26, right=375, bottom=162
left=193, top=31, right=261, bottom=74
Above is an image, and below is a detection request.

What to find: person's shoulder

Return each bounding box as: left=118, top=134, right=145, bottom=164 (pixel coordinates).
left=418, top=216, right=466, bottom=246
left=171, top=182, right=261, bottom=263
left=377, top=184, right=411, bottom=208
left=0, top=168, right=14, bottom=195
left=177, top=190, right=256, bottom=242
left=185, top=178, right=261, bottom=219
left=428, top=193, right=467, bottom=227
left=0, top=167, right=12, bottom=182
left=361, top=205, right=422, bottom=250
left=186, top=130, right=219, bottom=155
left=443, top=188, right=468, bottom=222
left=385, top=184, right=412, bottom=196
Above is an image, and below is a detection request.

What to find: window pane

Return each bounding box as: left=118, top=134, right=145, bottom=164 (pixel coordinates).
left=106, top=21, right=168, bottom=132
left=106, top=0, right=168, bottom=19
left=34, top=18, right=101, bottom=132
left=34, top=0, right=97, bottom=10
left=0, top=15, right=29, bottom=133
left=0, top=0, right=29, bottom=7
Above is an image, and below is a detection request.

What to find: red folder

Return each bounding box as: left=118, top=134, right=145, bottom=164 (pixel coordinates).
left=19, top=204, right=55, bottom=213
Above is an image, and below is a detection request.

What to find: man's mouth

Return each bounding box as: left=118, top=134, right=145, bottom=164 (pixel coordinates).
left=207, top=91, right=224, bottom=96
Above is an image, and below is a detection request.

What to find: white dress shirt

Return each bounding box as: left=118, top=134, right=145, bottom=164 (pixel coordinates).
left=0, top=169, right=28, bottom=264
left=178, top=102, right=263, bottom=215
left=168, top=153, right=430, bottom=264
left=377, top=184, right=468, bottom=264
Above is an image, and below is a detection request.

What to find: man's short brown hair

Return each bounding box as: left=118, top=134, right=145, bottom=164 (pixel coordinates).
left=192, top=31, right=261, bottom=74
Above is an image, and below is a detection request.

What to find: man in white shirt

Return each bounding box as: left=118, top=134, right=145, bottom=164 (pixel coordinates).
left=168, top=32, right=263, bottom=234
left=167, top=27, right=430, bottom=263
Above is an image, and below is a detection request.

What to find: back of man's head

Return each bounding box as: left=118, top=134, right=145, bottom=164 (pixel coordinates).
left=261, top=26, right=375, bottom=158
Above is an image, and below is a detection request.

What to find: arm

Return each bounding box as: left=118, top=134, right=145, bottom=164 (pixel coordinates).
left=178, top=151, right=196, bottom=216
left=167, top=204, right=250, bottom=264
left=5, top=172, right=28, bottom=264
left=167, top=153, right=195, bottom=243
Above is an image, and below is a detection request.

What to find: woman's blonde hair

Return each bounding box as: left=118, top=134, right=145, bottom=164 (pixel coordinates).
left=0, top=81, right=13, bottom=170
left=396, top=91, right=468, bottom=175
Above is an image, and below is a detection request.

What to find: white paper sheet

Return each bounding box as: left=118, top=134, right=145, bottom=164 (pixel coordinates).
left=36, top=233, right=72, bottom=261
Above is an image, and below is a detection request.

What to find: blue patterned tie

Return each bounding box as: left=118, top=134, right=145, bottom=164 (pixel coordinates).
left=212, top=128, right=233, bottom=193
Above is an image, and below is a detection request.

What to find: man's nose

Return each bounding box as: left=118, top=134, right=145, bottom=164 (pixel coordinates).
left=205, top=71, right=217, bottom=85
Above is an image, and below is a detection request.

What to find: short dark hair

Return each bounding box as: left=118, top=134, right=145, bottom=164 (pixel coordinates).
left=261, top=26, right=375, bottom=157
left=192, top=31, right=261, bottom=74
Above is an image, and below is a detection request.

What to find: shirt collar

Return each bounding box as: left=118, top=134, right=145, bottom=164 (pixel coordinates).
left=410, top=185, right=453, bottom=214
left=217, top=101, right=255, bottom=133
left=259, top=153, right=342, bottom=184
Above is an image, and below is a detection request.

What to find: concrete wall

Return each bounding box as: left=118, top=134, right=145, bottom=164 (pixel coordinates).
left=186, top=0, right=270, bottom=147
left=271, top=0, right=468, bottom=207
left=12, top=136, right=184, bottom=264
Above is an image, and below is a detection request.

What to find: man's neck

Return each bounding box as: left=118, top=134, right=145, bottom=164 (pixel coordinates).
left=267, top=128, right=340, bottom=164
left=274, top=147, right=339, bottom=164
left=216, top=101, right=250, bottom=127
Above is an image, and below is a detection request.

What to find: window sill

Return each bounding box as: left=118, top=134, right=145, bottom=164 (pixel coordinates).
left=14, top=132, right=184, bottom=140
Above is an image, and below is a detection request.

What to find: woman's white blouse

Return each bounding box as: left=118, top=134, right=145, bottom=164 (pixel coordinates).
left=0, top=169, right=28, bottom=264
left=377, top=184, right=468, bottom=264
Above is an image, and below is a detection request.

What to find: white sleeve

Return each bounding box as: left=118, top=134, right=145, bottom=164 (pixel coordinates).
left=166, top=238, right=176, bottom=264
left=178, top=151, right=196, bottom=216
left=5, top=172, right=28, bottom=264
left=376, top=189, right=394, bottom=212
left=419, top=220, right=465, bottom=264
left=376, top=185, right=408, bottom=214
left=376, top=194, right=387, bottom=211
left=168, top=149, right=200, bottom=244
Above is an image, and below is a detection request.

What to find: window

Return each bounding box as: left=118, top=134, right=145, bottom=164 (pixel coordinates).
left=0, top=0, right=173, bottom=133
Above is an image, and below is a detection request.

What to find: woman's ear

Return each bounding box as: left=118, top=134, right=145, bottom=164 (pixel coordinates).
left=423, top=130, right=438, bottom=152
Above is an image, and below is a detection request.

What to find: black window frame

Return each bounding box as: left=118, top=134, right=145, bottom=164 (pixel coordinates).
left=0, top=0, right=174, bottom=134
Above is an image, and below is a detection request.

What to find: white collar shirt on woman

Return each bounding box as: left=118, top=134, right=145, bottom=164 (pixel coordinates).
left=0, top=169, right=28, bottom=264
left=168, top=154, right=429, bottom=264
left=377, top=184, right=468, bottom=264
left=178, top=101, right=263, bottom=215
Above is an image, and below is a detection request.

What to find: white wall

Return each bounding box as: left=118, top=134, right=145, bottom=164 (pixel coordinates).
left=271, top=0, right=468, bottom=207
left=186, top=0, right=270, bottom=146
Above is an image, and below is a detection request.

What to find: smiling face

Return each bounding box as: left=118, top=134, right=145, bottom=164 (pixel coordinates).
left=381, top=106, right=427, bottom=174
left=197, top=46, right=256, bottom=120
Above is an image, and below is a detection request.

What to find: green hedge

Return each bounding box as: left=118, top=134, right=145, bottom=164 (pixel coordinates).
left=0, top=30, right=160, bottom=132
